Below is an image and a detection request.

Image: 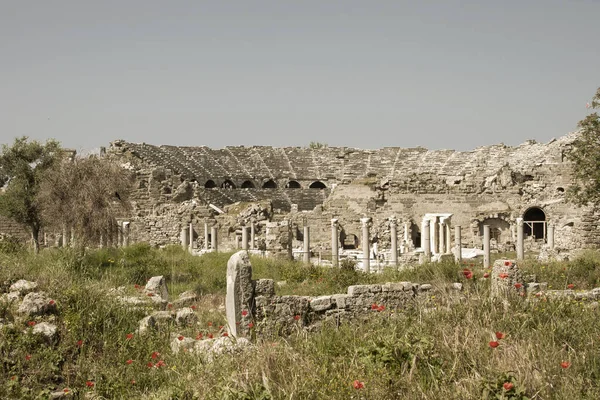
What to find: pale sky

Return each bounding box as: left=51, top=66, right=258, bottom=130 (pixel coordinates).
left=1, top=1, right=598, bottom=152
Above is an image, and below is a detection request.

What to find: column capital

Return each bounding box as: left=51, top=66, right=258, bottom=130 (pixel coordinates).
left=516, top=217, right=523, bottom=225
left=360, top=217, right=372, bottom=226
left=331, top=218, right=339, bottom=227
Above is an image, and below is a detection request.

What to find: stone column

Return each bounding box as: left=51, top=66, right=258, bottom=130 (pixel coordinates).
left=225, top=251, right=254, bottom=338
left=438, top=221, right=445, bottom=254
left=445, top=222, right=451, bottom=256
left=117, top=224, right=123, bottom=248
left=250, top=222, right=255, bottom=250
left=454, top=225, right=462, bottom=263
left=389, top=217, right=398, bottom=266
left=123, top=222, right=130, bottom=247
left=547, top=223, right=554, bottom=249
left=483, top=224, right=491, bottom=269
left=331, top=219, right=339, bottom=267
left=423, top=220, right=431, bottom=262
left=62, top=225, right=70, bottom=247
left=516, top=218, right=524, bottom=260
left=204, top=223, right=209, bottom=250
left=432, top=217, right=439, bottom=254
left=242, top=226, right=249, bottom=250
left=211, top=227, right=218, bottom=252
left=180, top=226, right=189, bottom=250
left=303, top=226, right=310, bottom=264
left=189, top=223, right=194, bottom=252
left=403, top=222, right=409, bottom=243
left=361, top=217, right=371, bottom=273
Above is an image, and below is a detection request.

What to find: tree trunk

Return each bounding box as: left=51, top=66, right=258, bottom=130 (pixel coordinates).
left=31, top=227, right=40, bottom=254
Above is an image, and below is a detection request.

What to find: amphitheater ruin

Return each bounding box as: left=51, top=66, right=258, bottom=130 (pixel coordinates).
left=1, top=132, right=597, bottom=265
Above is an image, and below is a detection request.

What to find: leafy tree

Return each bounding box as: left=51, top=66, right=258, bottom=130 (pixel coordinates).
left=309, top=141, right=328, bottom=149
left=568, top=88, right=600, bottom=207
left=0, top=137, right=62, bottom=252
left=38, top=155, right=133, bottom=249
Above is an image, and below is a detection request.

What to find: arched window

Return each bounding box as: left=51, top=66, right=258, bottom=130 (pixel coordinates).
left=221, top=180, right=236, bottom=189
left=204, top=180, right=216, bottom=189
left=262, top=179, right=277, bottom=189
left=309, top=181, right=326, bottom=189
left=285, top=180, right=302, bottom=189
left=523, top=207, right=546, bottom=240
left=241, top=180, right=255, bottom=189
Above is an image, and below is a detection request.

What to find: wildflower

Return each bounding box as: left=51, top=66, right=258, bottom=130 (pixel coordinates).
left=156, top=360, right=166, bottom=367
left=126, top=359, right=133, bottom=365
left=126, top=333, right=134, bottom=340
left=353, top=380, right=365, bottom=389
left=207, top=322, right=213, bottom=327
left=567, top=284, right=575, bottom=289
left=499, top=273, right=509, bottom=279
left=77, top=340, right=83, bottom=347
left=63, top=388, right=70, bottom=393
left=377, top=305, right=385, bottom=312
left=131, top=380, right=136, bottom=385
left=504, top=261, right=512, bottom=267
left=222, top=332, right=229, bottom=337
left=561, top=361, right=571, bottom=369
left=462, top=269, right=473, bottom=279
left=242, top=310, right=248, bottom=317
left=191, top=305, right=197, bottom=310
left=86, top=381, right=94, bottom=388
left=178, top=335, right=184, bottom=341
left=489, top=341, right=499, bottom=348
left=134, top=284, right=141, bottom=289
left=27, top=321, right=36, bottom=327
left=208, top=333, right=214, bottom=339
left=167, top=303, right=173, bottom=309
left=10, top=376, right=16, bottom=381
left=147, top=362, right=154, bottom=368
left=483, top=273, right=490, bottom=278
left=248, top=322, right=254, bottom=329
left=151, top=351, right=160, bottom=359
left=25, top=354, right=31, bottom=361
left=147, top=293, right=154, bottom=297
left=371, top=303, right=378, bottom=310
left=495, top=332, right=504, bottom=340
left=503, top=382, right=514, bottom=391
left=219, top=325, right=224, bottom=330
left=195, top=333, right=203, bottom=340
left=294, top=315, right=301, bottom=321
left=48, top=300, right=55, bottom=306
left=514, top=283, right=523, bottom=289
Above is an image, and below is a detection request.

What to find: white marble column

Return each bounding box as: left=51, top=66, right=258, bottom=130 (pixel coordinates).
left=423, top=220, right=431, bottom=262
left=123, top=222, right=130, bottom=247
left=483, top=224, right=490, bottom=269
left=438, top=221, right=445, bottom=254
left=445, top=222, right=451, bottom=255
left=204, top=223, right=209, bottom=250
left=432, top=217, right=439, bottom=254
left=331, top=219, right=339, bottom=267
left=180, top=226, right=189, bottom=249
left=303, top=226, right=310, bottom=264
left=454, top=225, right=462, bottom=263
left=242, top=226, right=249, bottom=250
left=189, top=223, right=194, bottom=252
left=547, top=223, right=554, bottom=249
left=211, top=226, right=218, bottom=252
left=390, top=217, right=398, bottom=266
left=516, top=218, right=524, bottom=260
left=250, top=222, right=255, bottom=250
left=361, top=218, right=371, bottom=273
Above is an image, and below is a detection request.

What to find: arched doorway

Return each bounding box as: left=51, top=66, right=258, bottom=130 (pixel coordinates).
left=262, top=179, right=277, bottom=189
left=286, top=180, right=301, bottom=188
left=340, top=232, right=359, bottom=249
left=523, top=207, right=546, bottom=240
left=241, top=180, right=255, bottom=189
left=309, top=181, right=326, bottom=189
left=221, top=180, right=236, bottom=189
left=204, top=180, right=216, bottom=189
left=411, top=223, right=421, bottom=248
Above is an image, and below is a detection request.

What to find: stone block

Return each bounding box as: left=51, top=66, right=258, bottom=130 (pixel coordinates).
left=9, top=279, right=37, bottom=295
left=382, top=282, right=412, bottom=292
left=175, top=307, right=198, bottom=326
left=144, top=276, right=169, bottom=302
left=32, top=322, right=58, bottom=341
left=226, top=251, right=254, bottom=337
left=310, top=296, right=333, bottom=312
left=255, top=279, right=275, bottom=297
left=332, top=294, right=350, bottom=309
left=17, top=292, right=56, bottom=316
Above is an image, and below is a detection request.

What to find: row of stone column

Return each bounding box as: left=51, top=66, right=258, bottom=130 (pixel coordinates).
left=181, top=223, right=222, bottom=252
left=51, top=221, right=131, bottom=248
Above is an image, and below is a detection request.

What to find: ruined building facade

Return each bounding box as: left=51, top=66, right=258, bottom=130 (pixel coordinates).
left=100, top=133, right=597, bottom=256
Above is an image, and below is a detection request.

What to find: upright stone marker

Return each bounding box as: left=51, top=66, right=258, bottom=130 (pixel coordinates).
left=516, top=218, right=524, bottom=260
left=454, top=225, right=462, bottom=263
left=226, top=251, right=254, bottom=337
left=361, top=217, right=371, bottom=273
left=483, top=225, right=490, bottom=269
left=389, top=217, right=398, bottom=266
left=211, top=227, right=218, bottom=252
left=331, top=219, right=339, bottom=267
left=303, top=226, right=310, bottom=264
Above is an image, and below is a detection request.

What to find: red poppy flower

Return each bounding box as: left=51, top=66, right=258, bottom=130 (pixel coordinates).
left=483, top=273, right=490, bottom=278
left=86, top=381, right=94, bottom=388
left=567, top=284, right=575, bottom=289
left=218, top=325, right=224, bottom=330
left=134, top=284, right=141, bottom=289
left=178, top=335, right=184, bottom=341
left=242, top=310, right=248, bottom=317
left=48, top=300, right=55, bottom=306
left=131, top=380, right=136, bottom=385
left=499, top=273, right=509, bottom=279
left=371, top=303, right=378, bottom=310
left=248, top=322, right=254, bottom=329
left=191, top=305, right=197, bottom=310
left=25, top=354, right=31, bottom=361
left=10, top=376, right=16, bottom=381
left=495, top=332, right=504, bottom=340
left=147, top=362, right=154, bottom=368
left=167, top=303, right=173, bottom=309
left=126, top=359, right=133, bottom=365
left=63, top=388, right=70, bottom=393
left=126, top=333, right=134, bottom=340
left=504, top=261, right=512, bottom=267
left=147, top=293, right=154, bottom=297
left=207, top=322, right=213, bottom=326
left=561, top=361, right=571, bottom=369
left=514, top=283, right=523, bottom=289
left=377, top=305, right=385, bottom=312
left=196, top=332, right=203, bottom=340
left=489, top=341, right=499, bottom=348
left=156, top=360, right=166, bottom=367
left=503, top=382, right=514, bottom=391
left=294, top=315, right=301, bottom=321
left=222, top=332, right=229, bottom=337
left=151, top=351, right=160, bottom=359
left=27, top=321, right=36, bottom=327
left=208, top=333, right=213, bottom=339
left=77, top=340, right=83, bottom=347
left=353, top=380, right=365, bottom=389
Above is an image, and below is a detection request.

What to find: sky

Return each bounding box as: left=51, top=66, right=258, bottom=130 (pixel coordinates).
left=1, top=1, right=598, bottom=153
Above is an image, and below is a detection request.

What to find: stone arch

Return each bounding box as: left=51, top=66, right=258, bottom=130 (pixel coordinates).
left=285, top=180, right=302, bottom=189
left=262, top=179, right=278, bottom=189
left=204, top=180, right=217, bottom=189
left=241, top=180, right=255, bottom=189
left=309, top=181, right=327, bottom=189
left=523, top=206, right=546, bottom=240
left=340, top=232, right=359, bottom=250
left=221, top=179, right=236, bottom=189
